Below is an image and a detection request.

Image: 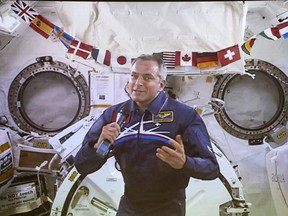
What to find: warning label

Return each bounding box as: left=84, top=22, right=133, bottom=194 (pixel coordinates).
left=0, top=183, right=37, bottom=210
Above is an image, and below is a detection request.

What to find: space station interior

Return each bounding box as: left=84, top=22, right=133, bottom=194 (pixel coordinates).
left=0, top=1, right=287, bottom=216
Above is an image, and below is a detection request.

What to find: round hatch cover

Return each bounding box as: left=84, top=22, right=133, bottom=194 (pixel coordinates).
left=212, top=59, right=288, bottom=144
left=8, top=56, right=90, bottom=135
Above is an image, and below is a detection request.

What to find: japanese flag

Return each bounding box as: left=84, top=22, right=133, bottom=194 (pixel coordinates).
left=111, top=53, right=133, bottom=69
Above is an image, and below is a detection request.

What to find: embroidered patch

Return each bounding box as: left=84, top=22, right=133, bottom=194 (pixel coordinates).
left=153, top=111, right=173, bottom=123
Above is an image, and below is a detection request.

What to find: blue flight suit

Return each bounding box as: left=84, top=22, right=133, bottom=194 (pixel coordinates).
left=74, top=91, right=220, bottom=216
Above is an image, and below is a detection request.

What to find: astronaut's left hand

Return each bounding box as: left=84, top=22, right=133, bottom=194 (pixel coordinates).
left=156, top=134, right=186, bottom=169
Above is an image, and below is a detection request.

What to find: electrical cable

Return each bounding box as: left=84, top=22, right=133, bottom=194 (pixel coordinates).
left=35, top=160, right=48, bottom=197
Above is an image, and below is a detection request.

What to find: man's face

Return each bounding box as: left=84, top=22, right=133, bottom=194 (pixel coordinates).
left=127, top=59, right=165, bottom=109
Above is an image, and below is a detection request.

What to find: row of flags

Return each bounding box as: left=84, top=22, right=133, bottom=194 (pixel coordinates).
left=153, top=46, right=240, bottom=68
left=241, top=21, right=288, bottom=55
left=12, top=0, right=287, bottom=69
left=10, top=0, right=242, bottom=70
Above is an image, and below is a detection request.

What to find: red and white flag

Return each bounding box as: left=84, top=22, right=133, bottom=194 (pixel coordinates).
left=11, top=0, right=39, bottom=24
left=162, top=52, right=176, bottom=68
left=67, top=39, right=93, bottom=59
left=277, top=21, right=288, bottom=39
left=217, top=45, right=241, bottom=66
left=175, top=51, right=193, bottom=66
left=91, top=48, right=111, bottom=66
left=259, top=27, right=281, bottom=40
left=111, top=53, right=133, bottom=68
left=152, top=52, right=176, bottom=69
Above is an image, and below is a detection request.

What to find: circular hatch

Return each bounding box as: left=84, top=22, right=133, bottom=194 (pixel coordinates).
left=212, top=59, right=288, bottom=144
left=8, top=56, right=90, bottom=135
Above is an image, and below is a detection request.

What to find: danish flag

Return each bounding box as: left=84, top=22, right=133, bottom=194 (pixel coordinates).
left=67, top=39, right=93, bottom=59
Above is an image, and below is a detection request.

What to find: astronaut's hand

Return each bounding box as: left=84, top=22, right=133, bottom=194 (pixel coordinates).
left=94, top=122, right=120, bottom=148
left=156, top=134, right=186, bottom=169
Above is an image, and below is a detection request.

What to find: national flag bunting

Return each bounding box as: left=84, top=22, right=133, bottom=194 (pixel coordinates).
left=277, top=21, right=288, bottom=39
left=29, top=15, right=54, bottom=38
left=217, top=44, right=241, bottom=66
left=11, top=0, right=39, bottom=24
left=111, top=53, right=133, bottom=68
left=241, top=38, right=256, bottom=55
left=10, top=1, right=245, bottom=70
left=162, top=52, right=176, bottom=68
left=91, top=48, right=111, bottom=66
left=175, top=51, right=193, bottom=66
left=259, top=27, right=281, bottom=40
left=153, top=52, right=176, bottom=68
left=192, top=52, right=218, bottom=68
left=67, top=39, right=93, bottom=59
left=52, top=26, right=74, bottom=48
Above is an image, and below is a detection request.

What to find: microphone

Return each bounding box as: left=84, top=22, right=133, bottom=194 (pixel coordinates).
left=96, top=106, right=130, bottom=158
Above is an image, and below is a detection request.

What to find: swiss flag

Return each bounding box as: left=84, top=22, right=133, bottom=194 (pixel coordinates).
left=175, top=51, right=193, bottom=66
left=217, top=45, right=241, bottom=66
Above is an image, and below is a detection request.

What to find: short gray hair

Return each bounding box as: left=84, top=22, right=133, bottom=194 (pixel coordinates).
left=131, top=54, right=167, bottom=80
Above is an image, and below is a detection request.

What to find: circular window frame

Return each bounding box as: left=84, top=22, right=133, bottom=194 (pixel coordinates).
left=212, top=59, right=288, bottom=142
left=8, top=56, right=90, bottom=135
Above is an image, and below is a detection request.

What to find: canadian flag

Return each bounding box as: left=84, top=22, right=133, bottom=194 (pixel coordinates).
left=175, top=51, right=193, bottom=66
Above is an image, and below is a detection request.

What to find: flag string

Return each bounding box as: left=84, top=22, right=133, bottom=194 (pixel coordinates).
left=12, top=0, right=288, bottom=70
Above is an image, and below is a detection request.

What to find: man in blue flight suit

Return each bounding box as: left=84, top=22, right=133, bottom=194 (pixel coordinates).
left=74, top=54, right=220, bottom=216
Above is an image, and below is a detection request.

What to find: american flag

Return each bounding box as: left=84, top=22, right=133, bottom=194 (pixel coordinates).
left=153, top=52, right=176, bottom=69
left=162, top=52, right=176, bottom=69
left=11, top=0, right=39, bottom=24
